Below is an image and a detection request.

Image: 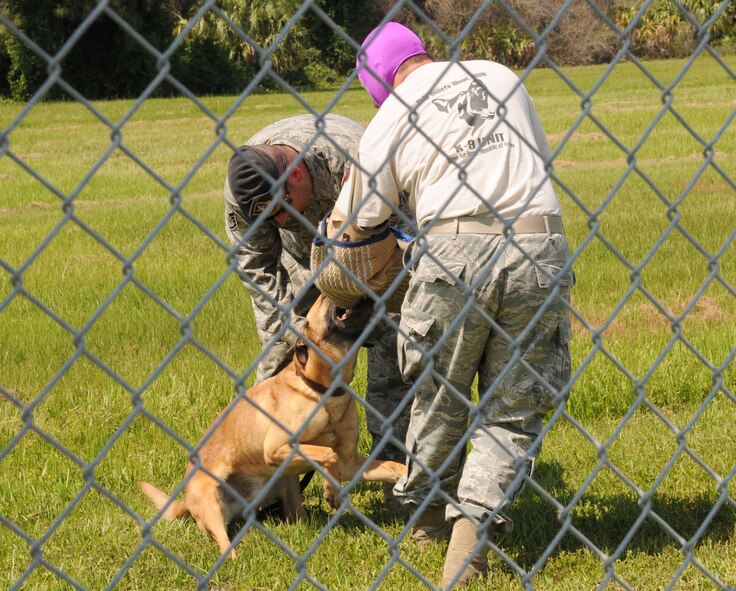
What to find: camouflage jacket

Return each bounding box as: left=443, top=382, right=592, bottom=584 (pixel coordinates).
left=224, top=114, right=364, bottom=346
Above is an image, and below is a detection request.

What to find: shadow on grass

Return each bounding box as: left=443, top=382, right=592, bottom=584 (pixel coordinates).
left=226, top=479, right=406, bottom=539
left=501, top=460, right=735, bottom=570
left=223, top=462, right=733, bottom=574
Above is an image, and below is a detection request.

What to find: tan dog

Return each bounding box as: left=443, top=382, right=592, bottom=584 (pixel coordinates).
left=139, top=294, right=406, bottom=559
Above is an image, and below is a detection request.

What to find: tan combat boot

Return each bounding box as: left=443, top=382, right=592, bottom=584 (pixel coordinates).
left=411, top=504, right=450, bottom=547
left=440, top=517, right=496, bottom=589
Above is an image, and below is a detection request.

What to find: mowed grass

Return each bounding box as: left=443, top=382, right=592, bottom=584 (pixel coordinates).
left=1, top=54, right=735, bottom=590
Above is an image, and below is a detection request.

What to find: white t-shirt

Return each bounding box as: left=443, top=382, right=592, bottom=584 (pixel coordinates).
left=337, top=60, right=562, bottom=230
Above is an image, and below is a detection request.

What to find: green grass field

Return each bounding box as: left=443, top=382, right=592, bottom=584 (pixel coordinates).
left=1, top=54, right=735, bottom=590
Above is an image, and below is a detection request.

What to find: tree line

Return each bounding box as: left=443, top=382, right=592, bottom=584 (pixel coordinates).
left=0, top=0, right=733, bottom=102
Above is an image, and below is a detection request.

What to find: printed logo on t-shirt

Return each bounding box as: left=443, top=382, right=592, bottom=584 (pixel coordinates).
left=432, top=78, right=496, bottom=130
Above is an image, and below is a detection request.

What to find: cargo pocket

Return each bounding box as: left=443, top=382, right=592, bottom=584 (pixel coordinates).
left=413, top=256, right=465, bottom=286
left=534, top=262, right=575, bottom=291
left=532, top=262, right=574, bottom=410
left=549, top=304, right=573, bottom=408
left=533, top=262, right=574, bottom=335
left=398, top=308, right=436, bottom=384
left=400, top=248, right=465, bottom=381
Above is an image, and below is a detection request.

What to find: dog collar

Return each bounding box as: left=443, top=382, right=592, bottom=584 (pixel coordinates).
left=295, top=360, right=346, bottom=397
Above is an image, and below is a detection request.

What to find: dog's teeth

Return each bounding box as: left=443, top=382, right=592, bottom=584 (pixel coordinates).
left=336, top=307, right=353, bottom=321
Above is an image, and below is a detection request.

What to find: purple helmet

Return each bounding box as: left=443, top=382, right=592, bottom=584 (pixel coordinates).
left=356, top=22, right=427, bottom=107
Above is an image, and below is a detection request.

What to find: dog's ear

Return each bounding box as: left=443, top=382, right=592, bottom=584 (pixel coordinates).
left=295, top=340, right=309, bottom=366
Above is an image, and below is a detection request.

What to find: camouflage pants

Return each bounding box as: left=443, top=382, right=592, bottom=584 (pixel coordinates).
left=364, top=314, right=412, bottom=463
left=394, top=232, right=573, bottom=527
left=255, top=282, right=410, bottom=463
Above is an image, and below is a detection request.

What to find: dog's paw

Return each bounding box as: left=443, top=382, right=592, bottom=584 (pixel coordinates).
left=322, top=482, right=341, bottom=509
left=322, top=449, right=339, bottom=471
left=387, top=460, right=408, bottom=480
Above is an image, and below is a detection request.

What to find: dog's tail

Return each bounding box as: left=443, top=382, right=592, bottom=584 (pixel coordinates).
left=138, top=481, right=190, bottom=520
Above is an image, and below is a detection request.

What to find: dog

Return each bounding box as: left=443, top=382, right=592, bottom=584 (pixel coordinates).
left=139, top=294, right=407, bottom=559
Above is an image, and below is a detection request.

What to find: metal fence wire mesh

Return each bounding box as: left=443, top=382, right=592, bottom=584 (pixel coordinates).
left=1, top=1, right=735, bottom=590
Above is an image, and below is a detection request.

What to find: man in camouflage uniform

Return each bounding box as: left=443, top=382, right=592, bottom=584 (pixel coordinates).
left=224, top=114, right=411, bottom=505
left=313, top=24, right=574, bottom=589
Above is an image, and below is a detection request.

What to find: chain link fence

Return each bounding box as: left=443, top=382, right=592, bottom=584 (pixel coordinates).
left=1, top=1, right=735, bottom=590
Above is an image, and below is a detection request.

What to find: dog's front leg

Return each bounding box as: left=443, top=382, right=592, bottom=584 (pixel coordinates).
left=265, top=443, right=340, bottom=479
left=265, top=442, right=343, bottom=509
left=265, top=442, right=339, bottom=470
left=336, top=451, right=407, bottom=484
left=280, top=475, right=307, bottom=521
left=331, top=404, right=407, bottom=485
left=354, top=458, right=407, bottom=483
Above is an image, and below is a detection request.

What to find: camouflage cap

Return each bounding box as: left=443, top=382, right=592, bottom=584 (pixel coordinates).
left=227, top=145, right=282, bottom=223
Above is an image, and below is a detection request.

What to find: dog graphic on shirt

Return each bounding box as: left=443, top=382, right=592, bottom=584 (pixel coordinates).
left=432, top=79, right=495, bottom=130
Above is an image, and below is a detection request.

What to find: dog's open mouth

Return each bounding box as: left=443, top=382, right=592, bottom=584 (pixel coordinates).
left=330, top=297, right=372, bottom=331
left=335, top=307, right=353, bottom=322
